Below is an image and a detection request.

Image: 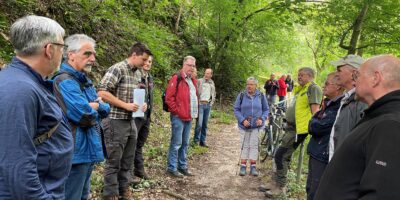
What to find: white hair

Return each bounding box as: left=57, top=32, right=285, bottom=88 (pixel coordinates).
left=183, top=55, right=196, bottom=64
left=63, top=34, right=96, bottom=60
left=247, top=76, right=258, bottom=85
left=10, top=15, right=65, bottom=56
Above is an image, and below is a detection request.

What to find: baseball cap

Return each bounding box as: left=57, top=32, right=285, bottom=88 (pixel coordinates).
left=330, top=55, right=364, bottom=68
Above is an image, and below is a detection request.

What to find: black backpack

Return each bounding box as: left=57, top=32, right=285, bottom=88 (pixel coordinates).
left=162, top=73, right=182, bottom=112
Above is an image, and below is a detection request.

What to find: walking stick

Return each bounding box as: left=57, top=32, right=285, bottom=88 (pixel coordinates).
left=236, top=131, right=246, bottom=175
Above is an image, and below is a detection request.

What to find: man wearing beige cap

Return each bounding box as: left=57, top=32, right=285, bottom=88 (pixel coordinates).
left=328, top=54, right=368, bottom=160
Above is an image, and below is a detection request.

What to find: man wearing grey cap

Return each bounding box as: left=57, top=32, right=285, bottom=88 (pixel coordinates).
left=328, top=54, right=368, bottom=160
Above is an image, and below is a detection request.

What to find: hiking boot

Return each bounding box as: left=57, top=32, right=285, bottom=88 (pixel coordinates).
left=239, top=165, right=246, bottom=176
left=258, top=185, right=271, bottom=192
left=167, top=170, right=184, bottom=178
left=200, top=142, right=209, bottom=148
left=131, top=176, right=141, bottom=185
left=103, top=196, right=118, bottom=200
left=119, top=188, right=132, bottom=200
left=178, top=168, right=194, bottom=176
left=135, top=171, right=150, bottom=180
left=250, top=165, right=259, bottom=176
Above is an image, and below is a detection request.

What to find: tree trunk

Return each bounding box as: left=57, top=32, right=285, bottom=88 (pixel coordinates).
left=348, top=2, right=369, bottom=54
left=356, top=31, right=365, bottom=56
left=175, top=1, right=184, bottom=34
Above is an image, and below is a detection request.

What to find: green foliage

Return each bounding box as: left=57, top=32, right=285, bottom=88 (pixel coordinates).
left=211, top=109, right=235, bottom=124
left=2, top=0, right=400, bottom=94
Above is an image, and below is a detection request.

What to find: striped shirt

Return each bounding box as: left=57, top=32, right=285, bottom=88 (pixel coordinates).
left=98, top=59, right=142, bottom=119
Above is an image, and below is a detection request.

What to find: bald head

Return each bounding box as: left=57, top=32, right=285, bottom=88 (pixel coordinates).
left=364, top=54, right=400, bottom=88
left=356, top=54, right=400, bottom=105
left=204, top=68, right=213, bottom=80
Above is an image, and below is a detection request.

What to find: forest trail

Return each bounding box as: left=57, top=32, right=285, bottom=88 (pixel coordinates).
left=140, top=120, right=268, bottom=200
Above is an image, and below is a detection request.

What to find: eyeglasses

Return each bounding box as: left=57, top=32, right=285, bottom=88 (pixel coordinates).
left=44, top=42, right=68, bottom=49
left=51, top=42, right=68, bottom=48
left=324, top=81, right=335, bottom=86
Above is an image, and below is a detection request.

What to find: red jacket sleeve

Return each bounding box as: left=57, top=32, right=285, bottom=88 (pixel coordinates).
left=166, top=74, right=179, bottom=114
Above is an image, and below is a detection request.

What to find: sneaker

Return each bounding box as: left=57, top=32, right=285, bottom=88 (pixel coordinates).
left=167, top=170, right=184, bottom=178
left=178, top=168, right=194, bottom=176
left=239, top=165, right=246, bottom=176
left=250, top=165, right=259, bottom=176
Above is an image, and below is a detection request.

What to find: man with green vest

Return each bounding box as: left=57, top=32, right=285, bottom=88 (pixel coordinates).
left=272, top=67, right=323, bottom=193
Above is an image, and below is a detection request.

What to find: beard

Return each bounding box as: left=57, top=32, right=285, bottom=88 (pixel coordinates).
left=83, top=63, right=93, bottom=73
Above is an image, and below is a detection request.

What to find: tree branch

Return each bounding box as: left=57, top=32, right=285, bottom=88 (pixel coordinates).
left=339, top=24, right=353, bottom=50
left=0, top=31, right=9, bottom=41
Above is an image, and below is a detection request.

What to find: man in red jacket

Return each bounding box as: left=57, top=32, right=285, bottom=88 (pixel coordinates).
left=165, top=56, right=198, bottom=178
left=277, top=74, right=288, bottom=110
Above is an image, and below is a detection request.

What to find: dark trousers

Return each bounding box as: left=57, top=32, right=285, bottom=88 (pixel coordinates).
left=306, top=157, right=327, bottom=200
left=133, top=117, right=150, bottom=176
left=278, top=96, right=286, bottom=111
left=102, top=118, right=137, bottom=197
left=274, top=126, right=307, bottom=186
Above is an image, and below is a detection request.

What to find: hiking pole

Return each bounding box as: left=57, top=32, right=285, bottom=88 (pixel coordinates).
left=236, top=129, right=246, bottom=176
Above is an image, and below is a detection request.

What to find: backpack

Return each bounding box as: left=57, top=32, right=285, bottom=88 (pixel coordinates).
left=162, top=73, right=182, bottom=112
left=32, top=72, right=84, bottom=146
left=238, top=91, right=264, bottom=106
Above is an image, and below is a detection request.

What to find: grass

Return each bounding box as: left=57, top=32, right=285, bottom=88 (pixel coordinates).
left=211, top=109, right=236, bottom=124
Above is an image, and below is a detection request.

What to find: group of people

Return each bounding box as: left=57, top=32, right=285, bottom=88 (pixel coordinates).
left=264, top=73, right=294, bottom=109
left=2, top=14, right=400, bottom=200
left=235, top=54, right=400, bottom=200
left=0, top=15, right=217, bottom=200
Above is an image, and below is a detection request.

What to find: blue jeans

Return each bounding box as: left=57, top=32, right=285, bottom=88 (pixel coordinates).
left=167, top=114, right=192, bottom=172
left=194, top=103, right=211, bottom=144
left=65, top=163, right=94, bottom=200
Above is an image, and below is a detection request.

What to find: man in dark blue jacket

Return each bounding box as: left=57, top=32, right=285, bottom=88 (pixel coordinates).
left=53, top=34, right=110, bottom=200
left=0, top=15, right=73, bottom=199
left=306, top=72, right=344, bottom=200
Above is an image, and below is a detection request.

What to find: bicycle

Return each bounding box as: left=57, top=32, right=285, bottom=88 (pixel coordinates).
left=259, top=103, right=286, bottom=163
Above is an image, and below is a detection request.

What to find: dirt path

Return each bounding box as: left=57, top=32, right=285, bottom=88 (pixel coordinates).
left=140, top=120, right=267, bottom=200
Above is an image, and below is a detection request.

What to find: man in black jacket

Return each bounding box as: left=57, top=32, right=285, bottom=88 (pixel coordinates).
left=315, top=54, right=400, bottom=200
left=132, top=55, right=154, bottom=180
left=264, top=73, right=279, bottom=107
left=306, top=72, right=344, bottom=200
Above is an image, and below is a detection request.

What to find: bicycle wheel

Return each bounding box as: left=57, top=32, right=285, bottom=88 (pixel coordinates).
left=260, top=128, right=274, bottom=162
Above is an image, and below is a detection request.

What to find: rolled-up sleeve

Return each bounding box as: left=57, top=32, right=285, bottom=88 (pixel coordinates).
left=98, top=65, right=121, bottom=92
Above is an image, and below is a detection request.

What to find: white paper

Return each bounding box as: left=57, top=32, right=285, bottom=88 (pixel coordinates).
left=132, top=89, right=145, bottom=118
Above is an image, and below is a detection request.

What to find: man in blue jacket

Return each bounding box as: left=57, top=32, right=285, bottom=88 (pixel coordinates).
left=53, top=34, right=110, bottom=200
left=0, top=15, right=73, bottom=199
